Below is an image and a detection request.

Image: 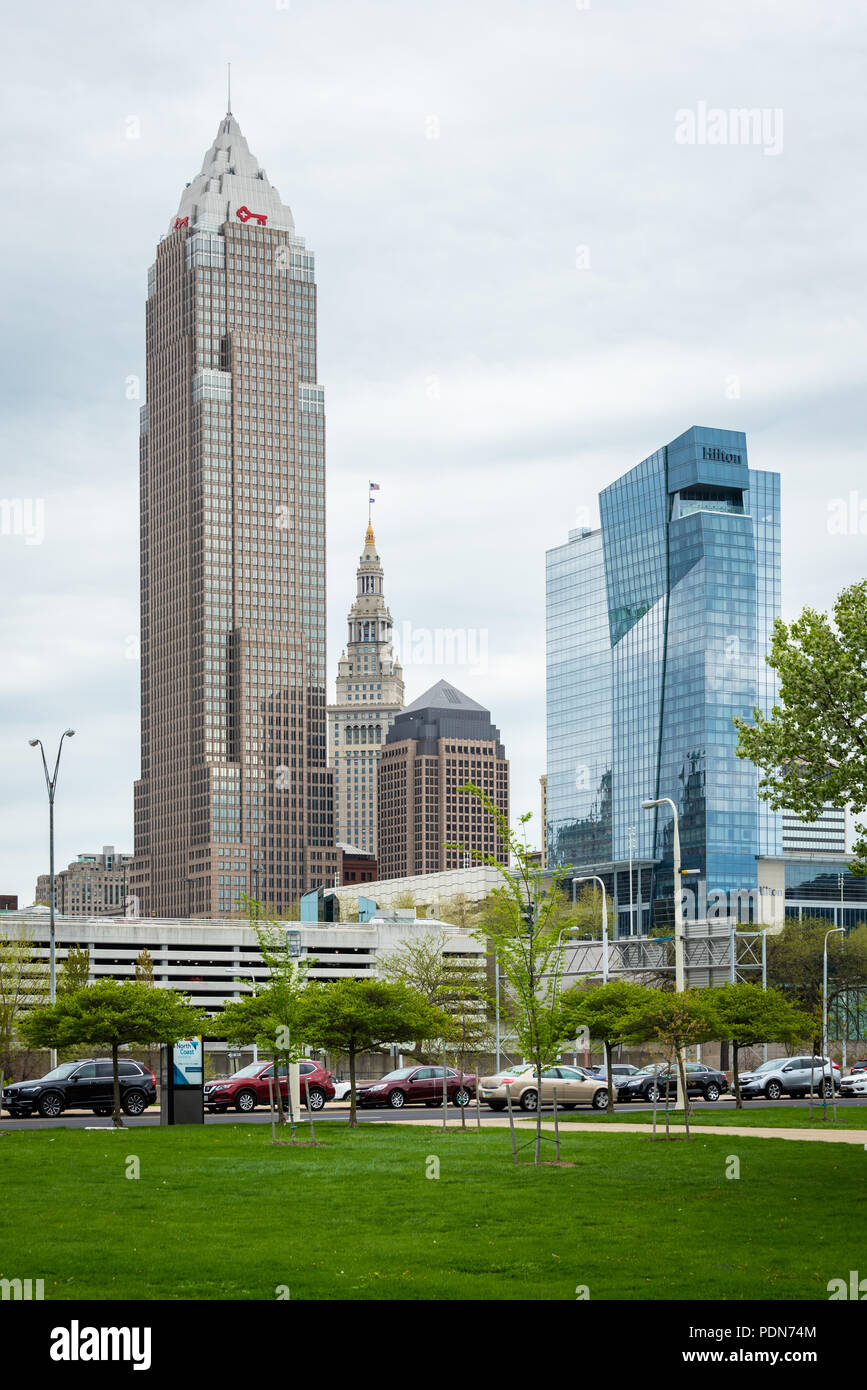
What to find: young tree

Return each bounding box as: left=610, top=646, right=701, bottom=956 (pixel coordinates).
left=621, top=989, right=720, bottom=1138
left=57, top=945, right=91, bottom=994
left=226, top=895, right=312, bottom=1125
left=764, top=919, right=867, bottom=1049
left=19, top=981, right=206, bottom=1127
left=0, top=934, right=47, bottom=1082
left=734, top=580, right=867, bottom=873
left=568, top=884, right=615, bottom=940
left=134, top=948, right=155, bottom=986
left=452, top=784, right=575, bottom=1163
left=297, top=979, right=450, bottom=1127
left=379, top=928, right=491, bottom=1066
left=712, top=983, right=812, bottom=1106
left=559, top=980, right=656, bottom=1113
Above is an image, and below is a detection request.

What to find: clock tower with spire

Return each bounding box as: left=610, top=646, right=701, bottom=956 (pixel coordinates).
left=328, top=522, right=404, bottom=858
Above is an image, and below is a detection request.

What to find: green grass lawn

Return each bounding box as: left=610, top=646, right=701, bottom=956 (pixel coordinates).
left=553, top=1104, right=867, bottom=1129
left=0, top=1121, right=860, bottom=1301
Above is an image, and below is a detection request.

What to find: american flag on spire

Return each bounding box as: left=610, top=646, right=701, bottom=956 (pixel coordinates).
left=369, top=481, right=380, bottom=503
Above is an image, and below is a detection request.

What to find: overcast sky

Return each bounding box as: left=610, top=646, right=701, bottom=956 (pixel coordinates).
left=1, top=0, right=865, bottom=905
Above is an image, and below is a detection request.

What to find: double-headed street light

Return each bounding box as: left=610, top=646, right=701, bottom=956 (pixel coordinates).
left=29, top=730, right=76, bottom=1019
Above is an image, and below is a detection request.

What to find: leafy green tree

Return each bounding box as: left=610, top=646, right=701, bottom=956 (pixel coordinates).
left=622, top=988, right=721, bottom=1137
left=57, top=945, right=90, bottom=994
left=19, top=981, right=206, bottom=1127
left=734, top=580, right=867, bottom=873
left=712, top=983, right=812, bottom=1106
left=452, top=784, right=575, bottom=1163
left=559, top=980, right=656, bottom=1113
left=296, top=979, right=450, bottom=1127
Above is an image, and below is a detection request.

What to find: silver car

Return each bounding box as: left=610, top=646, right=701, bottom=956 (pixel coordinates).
left=478, top=1063, right=609, bottom=1113
left=738, top=1056, right=836, bottom=1100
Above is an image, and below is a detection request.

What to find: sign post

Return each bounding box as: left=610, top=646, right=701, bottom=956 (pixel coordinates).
left=160, top=1035, right=204, bottom=1125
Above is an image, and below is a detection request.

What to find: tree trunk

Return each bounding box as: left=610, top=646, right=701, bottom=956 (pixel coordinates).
left=348, top=1043, right=358, bottom=1128
left=112, top=1041, right=123, bottom=1128
left=534, top=1047, right=543, bottom=1164
left=604, top=1038, right=615, bottom=1114
left=732, top=1043, right=742, bottom=1108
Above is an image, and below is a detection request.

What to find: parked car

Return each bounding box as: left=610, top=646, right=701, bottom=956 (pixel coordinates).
left=591, top=1063, right=640, bottom=1088
left=203, top=1059, right=334, bottom=1113
left=620, top=1062, right=728, bottom=1103
left=330, top=1078, right=353, bottom=1101
left=478, top=1063, right=609, bottom=1112
left=2, top=1059, right=157, bottom=1118
left=835, top=1071, right=867, bottom=1097
left=737, top=1056, right=837, bottom=1100
left=849, top=1059, right=867, bottom=1074
left=356, top=1065, right=476, bottom=1109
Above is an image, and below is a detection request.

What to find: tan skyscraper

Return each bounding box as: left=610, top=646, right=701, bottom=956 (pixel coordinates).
left=131, top=110, right=336, bottom=918
left=328, top=521, right=404, bottom=856
left=377, top=681, right=509, bottom=879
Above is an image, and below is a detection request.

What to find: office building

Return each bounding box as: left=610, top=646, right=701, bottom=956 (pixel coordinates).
left=35, top=846, right=132, bottom=918
left=131, top=109, right=336, bottom=917
left=378, top=680, right=509, bottom=880
left=546, top=426, right=782, bottom=931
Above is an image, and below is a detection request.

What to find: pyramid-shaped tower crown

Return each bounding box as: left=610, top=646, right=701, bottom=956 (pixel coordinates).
left=171, top=114, right=296, bottom=236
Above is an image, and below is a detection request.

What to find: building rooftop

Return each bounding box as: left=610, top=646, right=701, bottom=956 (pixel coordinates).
left=401, top=679, right=488, bottom=715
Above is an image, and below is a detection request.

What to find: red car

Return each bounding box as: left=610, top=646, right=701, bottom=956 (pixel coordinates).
left=356, top=1065, right=476, bottom=1110
left=204, top=1060, right=335, bottom=1113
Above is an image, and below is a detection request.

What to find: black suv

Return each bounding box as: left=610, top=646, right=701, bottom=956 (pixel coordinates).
left=619, top=1062, right=729, bottom=1103
left=2, top=1059, right=157, bottom=1118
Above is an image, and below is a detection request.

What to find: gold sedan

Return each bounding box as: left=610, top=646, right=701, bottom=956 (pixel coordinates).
left=478, top=1063, right=609, bottom=1113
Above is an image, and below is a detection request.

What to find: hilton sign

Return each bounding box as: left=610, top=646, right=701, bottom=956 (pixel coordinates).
left=702, top=446, right=742, bottom=465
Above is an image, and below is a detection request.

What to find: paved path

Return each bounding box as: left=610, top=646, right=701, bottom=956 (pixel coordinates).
left=396, top=1117, right=867, bottom=1146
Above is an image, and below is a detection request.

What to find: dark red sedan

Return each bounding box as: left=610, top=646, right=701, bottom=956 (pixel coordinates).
left=204, top=1059, right=335, bottom=1113
left=356, top=1065, right=477, bottom=1110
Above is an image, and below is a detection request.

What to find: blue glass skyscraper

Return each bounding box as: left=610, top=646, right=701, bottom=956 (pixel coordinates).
left=545, top=425, right=782, bottom=932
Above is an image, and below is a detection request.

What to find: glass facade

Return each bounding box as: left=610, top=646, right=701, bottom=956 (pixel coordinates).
left=545, top=426, right=782, bottom=928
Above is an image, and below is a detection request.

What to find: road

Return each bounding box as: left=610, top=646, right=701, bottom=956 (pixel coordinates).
left=4, top=1094, right=867, bottom=1129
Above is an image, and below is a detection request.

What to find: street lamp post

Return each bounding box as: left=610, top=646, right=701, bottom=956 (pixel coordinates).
left=627, top=826, right=636, bottom=936
left=823, top=925, right=845, bottom=1069
left=29, top=731, right=76, bottom=1047
left=572, top=875, right=609, bottom=984
left=641, top=797, right=694, bottom=993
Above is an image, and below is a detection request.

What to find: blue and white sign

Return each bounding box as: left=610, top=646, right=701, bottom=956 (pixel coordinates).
left=172, top=1036, right=203, bottom=1087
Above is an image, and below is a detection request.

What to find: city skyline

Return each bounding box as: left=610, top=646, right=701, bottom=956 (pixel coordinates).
left=3, top=2, right=867, bottom=906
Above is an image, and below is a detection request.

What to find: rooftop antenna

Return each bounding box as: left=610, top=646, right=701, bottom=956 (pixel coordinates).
left=227, top=61, right=232, bottom=115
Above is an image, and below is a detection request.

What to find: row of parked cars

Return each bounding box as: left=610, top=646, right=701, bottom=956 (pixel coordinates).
left=5, top=1055, right=867, bottom=1119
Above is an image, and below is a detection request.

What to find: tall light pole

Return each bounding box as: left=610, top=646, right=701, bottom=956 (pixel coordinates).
left=572, top=874, right=609, bottom=984
left=627, top=825, right=636, bottom=935
left=30, top=730, right=75, bottom=1067
left=641, top=797, right=695, bottom=993
left=823, top=925, right=845, bottom=1065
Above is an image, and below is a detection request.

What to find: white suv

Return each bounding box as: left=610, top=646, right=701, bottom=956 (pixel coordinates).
left=738, top=1056, right=836, bottom=1100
